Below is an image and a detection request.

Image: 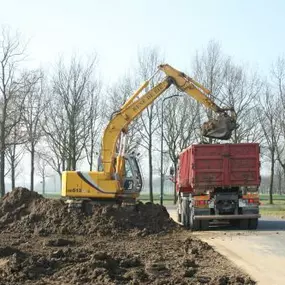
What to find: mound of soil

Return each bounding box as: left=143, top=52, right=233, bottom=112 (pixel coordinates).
left=0, top=188, right=178, bottom=236
left=0, top=233, right=255, bottom=285
left=0, top=188, right=256, bottom=285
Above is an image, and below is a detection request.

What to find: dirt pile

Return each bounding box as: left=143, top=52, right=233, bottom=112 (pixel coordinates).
left=0, top=187, right=43, bottom=225
left=0, top=234, right=256, bottom=285
left=0, top=187, right=177, bottom=236
left=0, top=188, right=256, bottom=285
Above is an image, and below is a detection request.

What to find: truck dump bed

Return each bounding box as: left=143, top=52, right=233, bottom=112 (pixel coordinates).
left=178, top=143, right=260, bottom=193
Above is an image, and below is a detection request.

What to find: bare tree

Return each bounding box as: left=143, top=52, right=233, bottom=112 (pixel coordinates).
left=106, top=76, right=142, bottom=154
left=193, top=41, right=263, bottom=144
left=84, top=82, right=103, bottom=171
left=5, top=120, right=26, bottom=189
left=257, top=86, right=280, bottom=204
left=42, top=97, right=68, bottom=176
left=276, top=162, right=284, bottom=195
left=36, top=153, right=52, bottom=194
left=220, top=61, right=263, bottom=143
left=23, top=72, right=45, bottom=191
left=0, top=27, right=39, bottom=196
left=135, top=47, right=164, bottom=202
left=43, top=55, right=97, bottom=174
left=271, top=56, right=285, bottom=182
left=192, top=40, right=227, bottom=143
left=163, top=94, right=200, bottom=202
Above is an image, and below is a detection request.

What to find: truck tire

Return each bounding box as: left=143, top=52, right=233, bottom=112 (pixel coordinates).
left=181, top=199, right=189, bottom=228
left=248, top=218, right=258, bottom=230
left=200, top=220, right=209, bottom=230
left=177, top=207, right=181, bottom=223
left=239, top=219, right=249, bottom=230
left=189, top=207, right=200, bottom=231
left=230, top=220, right=239, bottom=228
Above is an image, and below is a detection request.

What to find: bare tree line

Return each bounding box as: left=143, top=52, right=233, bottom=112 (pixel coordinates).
left=0, top=28, right=284, bottom=205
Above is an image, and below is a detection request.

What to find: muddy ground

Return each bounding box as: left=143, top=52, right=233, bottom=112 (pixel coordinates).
left=0, top=188, right=255, bottom=285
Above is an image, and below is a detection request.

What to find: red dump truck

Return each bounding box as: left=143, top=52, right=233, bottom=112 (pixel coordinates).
left=176, top=143, right=261, bottom=230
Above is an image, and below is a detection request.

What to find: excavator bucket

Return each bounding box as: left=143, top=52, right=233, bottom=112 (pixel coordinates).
left=201, top=113, right=237, bottom=140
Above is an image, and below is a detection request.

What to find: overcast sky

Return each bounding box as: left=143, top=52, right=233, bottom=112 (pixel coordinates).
left=0, top=0, right=282, bottom=187
left=1, top=0, right=284, bottom=82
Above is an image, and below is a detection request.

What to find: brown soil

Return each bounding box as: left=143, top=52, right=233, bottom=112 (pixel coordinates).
left=0, top=187, right=177, bottom=236
left=0, top=188, right=256, bottom=285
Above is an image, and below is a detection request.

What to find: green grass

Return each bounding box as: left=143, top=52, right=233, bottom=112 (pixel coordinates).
left=260, top=194, right=285, bottom=201
left=260, top=200, right=285, bottom=205
left=260, top=205, right=285, bottom=218
left=259, top=198, right=285, bottom=217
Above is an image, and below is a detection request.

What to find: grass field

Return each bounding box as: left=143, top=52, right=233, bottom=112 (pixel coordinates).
left=259, top=199, right=285, bottom=218
left=44, top=193, right=285, bottom=202
left=260, top=206, right=285, bottom=218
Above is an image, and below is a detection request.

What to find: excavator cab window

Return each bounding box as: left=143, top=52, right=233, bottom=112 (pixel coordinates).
left=124, top=159, right=133, bottom=178
left=122, top=155, right=143, bottom=193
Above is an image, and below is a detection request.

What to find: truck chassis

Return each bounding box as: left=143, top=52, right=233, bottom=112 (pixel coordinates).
left=177, top=189, right=260, bottom=231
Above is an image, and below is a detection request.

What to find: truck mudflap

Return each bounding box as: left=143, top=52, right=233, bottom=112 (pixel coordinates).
left=193, top=214, right=261, bottom=220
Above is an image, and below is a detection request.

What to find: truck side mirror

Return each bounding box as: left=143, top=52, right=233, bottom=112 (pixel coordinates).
left=169, top=166, right=174, bottom=176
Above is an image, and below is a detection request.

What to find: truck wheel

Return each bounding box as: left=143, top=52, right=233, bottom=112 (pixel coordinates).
left=248, top=218, right=258, bottom=230
left=239, top=219, right=249, bottom=230
left=200, top=220, right=209, bottom=230
left=177, top=207, right=181, bottom=223
left=189, top=208, right=200, bottom=231
left=230, top=220, right=239, bottom=228
left=181, top=199, right=189, bottom=228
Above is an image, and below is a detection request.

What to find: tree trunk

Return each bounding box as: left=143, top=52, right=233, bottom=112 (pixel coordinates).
left=30, top=144, right=35, bottom=191
left=148, top=144, right=153, bottom=203
left=0, top=150, right=5, bottom=197
left=0, top=123, right=5, bottom=197
left=67, top=157, right=71, bottom=171
left=269, top=149, right=275, bottom=205
left=173, top=160, right=178, bottom=204
left=42, top=176, right=45, bottom=195
left=89, top=139, right=94, bottom=171
left=278, top=170, right=282, bottom=195
left=11, top=154, right=15, bottom=189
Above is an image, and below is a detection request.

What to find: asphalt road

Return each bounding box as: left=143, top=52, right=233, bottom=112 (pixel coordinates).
left=167, top=205, right=285, bottom=285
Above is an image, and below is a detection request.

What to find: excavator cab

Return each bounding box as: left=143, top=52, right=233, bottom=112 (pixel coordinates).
left=201, top=111, right=237, bottom=140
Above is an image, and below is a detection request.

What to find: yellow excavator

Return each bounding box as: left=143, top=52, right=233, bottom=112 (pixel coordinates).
left=61, top=64, right=237, bottom=208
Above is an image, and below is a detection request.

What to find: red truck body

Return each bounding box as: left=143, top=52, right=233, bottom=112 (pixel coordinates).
left=178, top=143, right=261, bottom=193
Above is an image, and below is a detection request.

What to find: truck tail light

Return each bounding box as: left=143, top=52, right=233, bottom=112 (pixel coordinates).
left=242, top=194, right=259, bottom=205
left=247, top=198, right=259, bottom=204
left=194, top=200, right=209, bottom=206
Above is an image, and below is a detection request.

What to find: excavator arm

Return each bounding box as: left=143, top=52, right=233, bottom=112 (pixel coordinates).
left=101, top=78, right=173, bottom=176
left=101, top=64, right=237, bottom=178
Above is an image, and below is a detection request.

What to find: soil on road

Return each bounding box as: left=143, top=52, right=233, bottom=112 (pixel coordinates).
left=167, top=205, right=285, bottom=285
